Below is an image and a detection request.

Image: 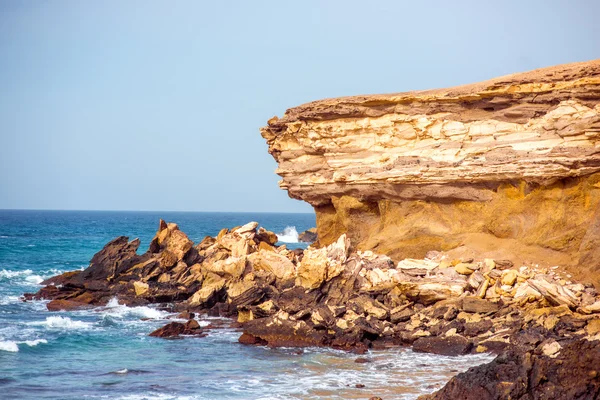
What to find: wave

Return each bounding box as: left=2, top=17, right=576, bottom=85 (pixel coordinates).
left=30, top=316, right=92, bottom=330
left=0, top=295, right=20, bottom=305
left=0, top=339, right=47, bottom=352
left=100, top=297, right=169, bottom=321
left=0, top=340, right=18, bottom=352
left=0, top=268, right=67, bottom=286
left=277, top=226, right=299, bottom=243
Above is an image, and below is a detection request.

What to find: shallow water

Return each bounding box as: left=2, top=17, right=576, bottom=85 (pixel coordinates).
left=0, top=210, right=494, bottom=399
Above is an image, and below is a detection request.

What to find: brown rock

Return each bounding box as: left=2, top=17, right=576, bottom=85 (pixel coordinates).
left=422, top=339, right=600, bottom=400
left=46, top=299, right=90, bottom=311
left=412, top=335, right=473, bottom=356
left=298, top=228, right=318, bottom=243
left=462, top=297, right=499, bottom=313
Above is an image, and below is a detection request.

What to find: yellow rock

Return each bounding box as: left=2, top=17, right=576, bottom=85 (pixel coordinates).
left=237, top=309, right=254, bottom=323
left=133, top=281, right=149, bottom=296
left=455, top=263, right=474, bottom=275
left=475, top=345, right=488, bottom=353
left=501, top=270, right=518, bottom=286
left=247, top=250, right=295, bottom=280
left=586, top=319, right=600, bottom=336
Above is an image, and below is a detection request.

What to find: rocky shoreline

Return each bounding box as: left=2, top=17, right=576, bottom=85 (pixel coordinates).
left=24, top=219, right=600, bottom=398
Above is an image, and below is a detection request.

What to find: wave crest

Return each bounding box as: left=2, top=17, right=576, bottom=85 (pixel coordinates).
left=277, top=226, right=299, bottom=243
left=31, top=316, right=92, bottom=330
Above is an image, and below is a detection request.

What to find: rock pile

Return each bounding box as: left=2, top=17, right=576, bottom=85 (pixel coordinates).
left=27, top=220, right=600, bottom=361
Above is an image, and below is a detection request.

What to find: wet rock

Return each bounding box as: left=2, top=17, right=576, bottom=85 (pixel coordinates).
left=46, top=299, right=92, bottom=311
left=412, top=335, right=472, bottom=356
left=149, top=320, right=207, bottom=338
left=421, top=339, right=600, bottom=400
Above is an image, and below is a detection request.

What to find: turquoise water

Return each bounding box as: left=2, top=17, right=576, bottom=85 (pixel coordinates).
left=0, top=210, right=493, bottom=399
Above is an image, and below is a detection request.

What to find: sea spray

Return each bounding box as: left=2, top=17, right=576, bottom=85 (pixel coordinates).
left=277, top=226, right=299, bottom=243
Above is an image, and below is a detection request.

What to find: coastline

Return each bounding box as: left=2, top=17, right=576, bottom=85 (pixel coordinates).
left=25, top=218, right=600, bottom=398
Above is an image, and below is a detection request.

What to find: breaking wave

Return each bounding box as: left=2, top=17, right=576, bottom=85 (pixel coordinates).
left=0, top=339, right=47, bottom=352
left=101, top=297, right=169, bottom=321
left=277, top=226, right=299, bottom=243
left=30, top=316, right=92, bottom=330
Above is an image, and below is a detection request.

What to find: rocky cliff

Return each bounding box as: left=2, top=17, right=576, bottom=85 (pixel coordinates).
left=262, top=60, right=600, bottom=286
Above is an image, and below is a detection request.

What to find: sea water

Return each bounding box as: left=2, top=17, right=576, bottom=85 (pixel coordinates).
left=0, top=210, right=493, bottom=399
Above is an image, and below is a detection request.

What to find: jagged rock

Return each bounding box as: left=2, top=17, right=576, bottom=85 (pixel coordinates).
left=150, top=220, right=194, bottom=268
left=80, top=236, right=145, bottom=283
left=528, top=278, right=579, bottom=309
left=420, top=339, right=600, bottom=400
left=133, top=281, right=149, bottom=296
left=188, top=273, right=226, bottom=307
left=295, top=234, right=350, bottom=289
left=247, top=250, right=295, bottom=280
left=298, top=228, right=318, bottom=243
left=203, top=257, right=247, bottom=279
left=256, top=227, right=278, bottom=246
left=397, top=258, right=438, bottom=277
left=227, top=280, right=264, bottom=307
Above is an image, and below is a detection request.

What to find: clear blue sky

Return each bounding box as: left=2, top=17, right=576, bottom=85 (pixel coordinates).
left=1, top=1, right=599, bottom=212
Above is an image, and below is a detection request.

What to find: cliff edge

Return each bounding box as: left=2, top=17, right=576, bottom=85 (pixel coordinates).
left=262, top=60, right=600, bottom=286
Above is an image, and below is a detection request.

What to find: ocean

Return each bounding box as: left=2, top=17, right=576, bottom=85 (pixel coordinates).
left=0, top=210, right=493, bottom=400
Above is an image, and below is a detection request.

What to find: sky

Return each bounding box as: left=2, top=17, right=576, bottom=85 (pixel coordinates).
left=1, top=1, right=599, bottom=213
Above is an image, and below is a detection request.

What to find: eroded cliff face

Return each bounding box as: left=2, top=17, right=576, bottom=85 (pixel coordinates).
left=261, top=60, right=600, bottom=285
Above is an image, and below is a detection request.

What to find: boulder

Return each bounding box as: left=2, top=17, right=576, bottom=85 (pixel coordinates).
left=295, top=234, right=350, bottom=289
left=149, top=319, right=207, bottom=338
left=412, top=335, right=472, bottom=356
left=298, top=228, right=318, bottom=243
left=247, top=250, right=295, bottom=280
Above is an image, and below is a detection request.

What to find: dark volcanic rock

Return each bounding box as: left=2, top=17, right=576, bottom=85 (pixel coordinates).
left=420, top=339, right=600, bottom=400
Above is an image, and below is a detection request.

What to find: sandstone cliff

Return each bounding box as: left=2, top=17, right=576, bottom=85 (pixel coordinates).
left=262, top=60, right=600, bottom=286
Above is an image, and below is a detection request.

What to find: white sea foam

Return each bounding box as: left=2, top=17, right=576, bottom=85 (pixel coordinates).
left=0, top=338, right=48, bottom=352
left=30, top=316, right=92, bottom=330
left=22, top=339, right=48, bottom=347
left=24, top=274, right=44, bottom=284
left=277, top=226, right=299, bottom=243
left=0, top=268, right=59, bottom=286
left=0, top=295, right=20, bottom=305
left=101, top=297, right=169, bottom=321
left=0, top=269, right=34, bottom=280
left=0, top=340, right=19, bottom=352
left=117, top=395, right=199, bottom=400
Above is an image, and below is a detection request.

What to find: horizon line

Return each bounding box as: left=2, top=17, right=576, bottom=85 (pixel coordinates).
left=0, top=207, right=315, bottom=215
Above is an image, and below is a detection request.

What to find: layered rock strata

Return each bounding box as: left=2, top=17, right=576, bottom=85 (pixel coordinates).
left=261, top=60, right=600, bottom=286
